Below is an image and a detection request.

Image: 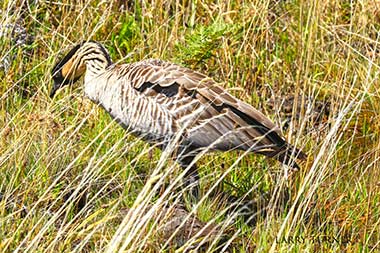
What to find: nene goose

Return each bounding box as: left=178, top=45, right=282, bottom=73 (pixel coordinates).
left=50, top=41, right=306, bottom=197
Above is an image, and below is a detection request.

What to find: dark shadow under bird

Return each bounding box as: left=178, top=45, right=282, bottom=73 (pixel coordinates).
left=50, top=41, right=306, bottom=197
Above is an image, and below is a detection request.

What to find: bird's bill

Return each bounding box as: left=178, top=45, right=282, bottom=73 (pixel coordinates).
left=49, top=81, right=62, bottom=98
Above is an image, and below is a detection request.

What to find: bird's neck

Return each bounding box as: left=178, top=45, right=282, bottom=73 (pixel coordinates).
left=84, top=69, right=107, bottom=103
left=78, top=42, right=112, bottom=102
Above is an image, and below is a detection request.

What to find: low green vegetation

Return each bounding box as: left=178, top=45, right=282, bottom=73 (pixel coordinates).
left=1, top=1, right=379, bottom=252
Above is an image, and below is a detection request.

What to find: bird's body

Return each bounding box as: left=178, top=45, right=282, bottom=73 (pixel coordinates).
left=50, top=41, right=306, bottom=196
left=83, top=59, right=285, bottom=152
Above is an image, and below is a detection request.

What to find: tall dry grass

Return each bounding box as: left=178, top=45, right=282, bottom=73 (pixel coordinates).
left=1, top=0, right=379, bottom=252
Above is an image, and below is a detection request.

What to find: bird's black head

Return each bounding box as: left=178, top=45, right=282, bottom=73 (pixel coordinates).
left=50, top=42, right=85, bottom=98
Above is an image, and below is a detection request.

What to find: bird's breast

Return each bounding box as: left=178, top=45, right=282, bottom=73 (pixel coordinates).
left=85, top=77, right=178, bottom=143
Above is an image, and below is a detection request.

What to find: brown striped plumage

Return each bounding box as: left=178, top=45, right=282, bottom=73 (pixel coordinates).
left=50, top=41, right=306, bottom=196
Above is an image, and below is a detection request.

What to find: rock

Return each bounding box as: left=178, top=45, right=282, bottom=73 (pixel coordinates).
left=0, top=22, right=33, bottom=73
left=118, top=204, right=221, bottom=249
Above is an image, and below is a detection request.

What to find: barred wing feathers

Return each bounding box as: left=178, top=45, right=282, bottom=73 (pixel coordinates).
left=120, top=59, right=305, bottom=165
